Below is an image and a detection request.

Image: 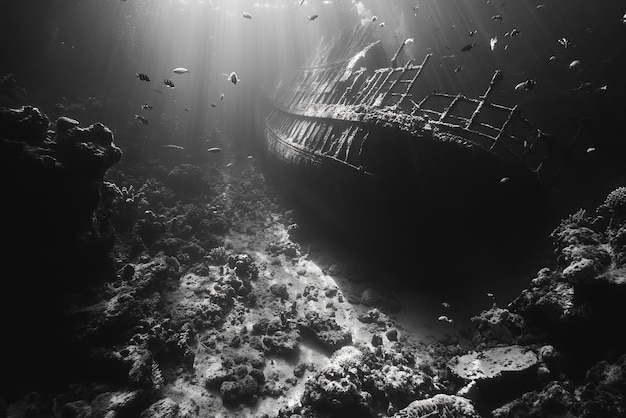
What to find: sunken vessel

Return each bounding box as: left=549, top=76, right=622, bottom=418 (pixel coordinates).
left=260, top=23, right=569, bottom=257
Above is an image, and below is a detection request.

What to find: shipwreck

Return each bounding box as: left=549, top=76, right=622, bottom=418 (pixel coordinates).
left=260, top=23, right=567, bottom=253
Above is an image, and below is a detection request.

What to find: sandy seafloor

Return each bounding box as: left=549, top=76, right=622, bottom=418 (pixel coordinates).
left=97, top=149, right=539, bottom=417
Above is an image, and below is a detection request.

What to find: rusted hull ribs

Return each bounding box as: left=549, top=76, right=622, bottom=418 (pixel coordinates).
left=264, top=24, right=565, bottom=189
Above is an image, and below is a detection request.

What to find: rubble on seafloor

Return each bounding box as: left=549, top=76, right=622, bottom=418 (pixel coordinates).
left=3, top=102, right=626, bottom=418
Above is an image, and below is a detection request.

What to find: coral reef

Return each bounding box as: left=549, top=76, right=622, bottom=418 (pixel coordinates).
left=0, top=105, right=122, bottom=397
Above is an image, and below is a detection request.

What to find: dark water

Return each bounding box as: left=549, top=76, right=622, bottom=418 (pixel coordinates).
left=1, top=0, right=625, bottom=260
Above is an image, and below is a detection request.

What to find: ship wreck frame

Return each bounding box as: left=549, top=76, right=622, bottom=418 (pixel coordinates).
left=260, top=23, right=565, bottom=248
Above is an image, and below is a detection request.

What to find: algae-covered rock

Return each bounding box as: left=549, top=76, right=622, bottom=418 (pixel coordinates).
left=393, top=394, right=479, bottom=417
left=448, top=345, right=538, bottom=382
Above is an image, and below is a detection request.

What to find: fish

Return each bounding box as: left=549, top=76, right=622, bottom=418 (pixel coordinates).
left=247, top=155, right=254, bottom=159
left=207, top=147, right=222, bottom=153
left=568, top=59, right=582, bottom=69
left=308, top=14, right=319, bottom=21
left=438, top=315, right=454, bottom=324
left=226, top=163, right=233, bottom=167
left=141, top=103, right=153, bottom=110
left=442, top=302, right=451, bottom=308
left=536, top=4, right=545, bottom=9
left=173, top=67, right=189, bottom=74
left=371, top=16, right=378, bottom=22
left=242, top=12, right=252, bottom=19
left=299, top=0, right=305, bottom=6
left=413, top=2, right=419, bottom=15
left=450, top=25, right=456, bottom=30
left=468, top=30, right=478, bottom=37
left=454, top=66, right=463, bottom=73
left=134, top=114, right=149, bottom=125
left=163, top=79, right=175, bottom=88
left=500, top=177, right=510, bottom=184
left=184, top=107, right=189, bottom=112
left=549, top=55, right=559, bottom=62
left=557, top=37, right=571, bottom=48
left=154, top=89, right=164, bottom=94
left=162, top=144, right=185, bottom=150
left=509, top=28, right=521, bottom=37
left=490, top=36, right=498, bottom=51
left=595, top=85, right=608, bottom=92
left=223, top=72, right=240, bottom=85
left=220, top=93, right=225, bottom=101
left=136, top=73, right=151, bottom=82
left=404, top=38, right=415, bottom=45
left=210, top=103, right=217, bottom=108
left=492, top=14, right=503, bottom=21
left=461, top=43, right=477, bottom=52
left=487, top=292, right=495, bottom=298
left=622, top=13, right=626, bottom=23
left=586, top=147, right=596, bottom=153
left=379, top=22, right=385, bottom=27
left=515, top=79, right=536, bottom=91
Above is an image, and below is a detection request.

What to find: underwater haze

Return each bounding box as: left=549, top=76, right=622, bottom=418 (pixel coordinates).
left=2, top=0, right=624, bottom=160
left=3, top=1, right=626, bottom=417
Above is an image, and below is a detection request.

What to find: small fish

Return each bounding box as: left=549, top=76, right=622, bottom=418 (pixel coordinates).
left=461, top=43, right=477, bottom=52
left=442, top=302, right=451, bottom=308
left=438, top=315, right=454, bottom=324
left=595, top=85, right=608, bottom=92
left=404, top=38, right=415, bottom=45
left=469, top=30, right=478, bottom=37
left=621, top=13, right=626, bottom=23
left=220, top=93, right=225, bottom=101
left=515, top=79, right=536, bottom=91
left=154, top=89, right=164, bottom=94
left=509, top=28, right=521, bottom=37
left=207, top=147, right=222, bottom=153
left=163, top=79, right=175, bottom=88
left=450, top=25, right=456, bottom=30
left=379, top=22, right=385, bottom=27
left=490, top=36, right=498, bottom=51
left=173, top=67, right=189, bottom=74
left=586, top=147, right=596, bottom=153
left=549, top=55, right=559, bottom=62
left=210, top=103, right=217, bottom=108
left=557, top=37, right=571, bottom=48
left=500, top=177, right=510, bottom=184
left=487, top=292, right=495, bottom=299
left=242, top=12, right=252, bottom=19
left=299, top=0, right=305, bottom=6
left=226, top=162, right=233, bottom=168
left=568, top=59, right=581, bottom=69
left=184, top=107, right=189, bottom=112
left=134, top=114, right=149, bottom=125
left=371, top=16, right=378, bottom=22
left=454, top=66, right=463, bottom=73
left=413, top=2, right=419, bottom=15
left=141, top=103, right=153, bottom=110
left=247, top=155, right=254, bottom=159
left=136, top=73, right=151, bottom=82
left=307, top=14, right=319, bottom=21
left=162, top=144, right=185, bottom=150
left=223, top=72, right=240, bottom=85
left=536, top=4, right=545, bottom=9
left=492, top=14, right=503, bottom=21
